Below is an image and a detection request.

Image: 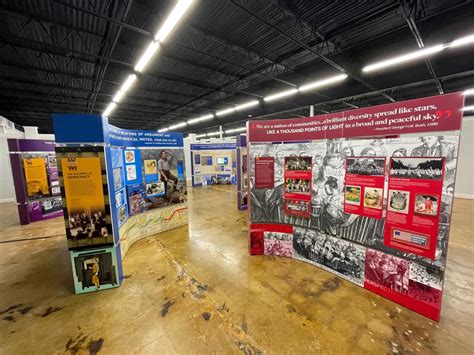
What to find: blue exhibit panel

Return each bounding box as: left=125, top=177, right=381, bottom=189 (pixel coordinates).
left=108, top=125, right=183, bottom=147
left=53, top=114, right=108, bottom=143
left=53, top=113, right=186, bottom=295
left=105, top=147, right=128, bottom=243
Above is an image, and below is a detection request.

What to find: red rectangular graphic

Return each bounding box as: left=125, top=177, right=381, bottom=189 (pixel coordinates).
left=248, top=92, right=464, bottom=143
left=343, top=157, right=385, bottom=219
left=249, top=223, right=293, bottom=255
left=254, top=157, right=274, bottom=189
left=384, top=157, right=445, bottom=259
left=283, top=156, right=312, bottom=217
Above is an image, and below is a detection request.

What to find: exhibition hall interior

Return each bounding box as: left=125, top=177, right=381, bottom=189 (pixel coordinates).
left=1, top=0, right=474, bottom=353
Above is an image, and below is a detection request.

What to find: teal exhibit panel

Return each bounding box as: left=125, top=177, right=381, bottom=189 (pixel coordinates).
left=190, top=143, right=236, bottom=186
left=236, top=135, right=248, bottom=210
left=247, top=93, right=465, bottom=321
left=53, top=114, right=188, bottom=294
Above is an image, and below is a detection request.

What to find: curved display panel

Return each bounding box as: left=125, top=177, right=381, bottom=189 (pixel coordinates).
left=247, top=92, right=465, bottom=321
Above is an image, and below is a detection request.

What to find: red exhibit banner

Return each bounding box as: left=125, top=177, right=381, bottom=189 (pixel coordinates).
left=254, top=157, right=274, bottom=189
left=343, top=157, right=386, bottom=219
left=384, top=157, right=445, bottom=259
left=248, top=92, right=464, bottom=142
left=283, top=156, right=312, bottom=217
left=249, top=223, right=293, bottom=256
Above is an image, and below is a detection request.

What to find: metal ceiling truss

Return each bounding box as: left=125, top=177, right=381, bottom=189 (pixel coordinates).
left=398, top=0, right=444, bottom=95
left=231, top=0, right=397, bottom=103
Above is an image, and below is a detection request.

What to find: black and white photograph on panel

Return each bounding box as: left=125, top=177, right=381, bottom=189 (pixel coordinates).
left=346, top=157, right=385, bottom=176
left=293, top=227, right=366, bottom=286
left=389, top=157, right=444, bottom=180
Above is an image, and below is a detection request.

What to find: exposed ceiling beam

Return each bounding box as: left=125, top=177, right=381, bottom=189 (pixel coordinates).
left=398, top=0, right=444, bottom=95
left=237, top=0, right=396, bottom=103
left=0, top=34, right=232, bottom=92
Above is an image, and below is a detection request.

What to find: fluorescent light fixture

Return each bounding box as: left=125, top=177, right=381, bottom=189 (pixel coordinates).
left=158, top=128, right=170, bottom=132
left=196, top=133, right=207, bottom=138
left=362, top=44, right=444, bottom=72
left=134, top=41, right=160, bottom=72
left=462, top=105, right=474, bottom=111
left=112, top=74, right=137, bottom=103
left=103, top=102, right=117, bottom=117
left=206, top=131, right=221, bottom=136
left=235, top=100, right=259, bottom=110
left=112, top=90, right=126, bottom=103
left=187, top=114, right=214, bottom=124
left=120, top=74, right=137, bottom=92
left=464, top=88, right=474, bottom=96
left=216, top=107, right=236, bottom=117
left=299, top=74, right=348, bottom=92
left=449, top=34, right=474, bottom=48
left=225, top=127, right=246, bottom=134
left=168, top=122, right=187, bottom=130
left=154, top=0, right=193, bottom=42
left=264, top=88, right=298, bottom=102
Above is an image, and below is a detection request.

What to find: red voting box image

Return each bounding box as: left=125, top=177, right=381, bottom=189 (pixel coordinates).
left=343, top=157, right=386, bottom=219
left=384, top=157, right=445, bottom=259
left=283, top=156, right=312, bottom=218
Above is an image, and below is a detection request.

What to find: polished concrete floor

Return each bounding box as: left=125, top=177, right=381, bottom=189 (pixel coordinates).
left=0, top=186, right=473, bottom=354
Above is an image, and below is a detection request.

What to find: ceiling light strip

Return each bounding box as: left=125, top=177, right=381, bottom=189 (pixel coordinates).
left=187, top=113, right=214, bottom=125
left=155, top=0, right=193, bottom=42
left=102, top=0, right=193, bottom=117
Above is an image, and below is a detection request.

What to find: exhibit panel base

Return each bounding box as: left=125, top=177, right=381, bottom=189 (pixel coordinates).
left=119, top=203, right=188, bottom=256
left=247, top=92, right=465, bottom=321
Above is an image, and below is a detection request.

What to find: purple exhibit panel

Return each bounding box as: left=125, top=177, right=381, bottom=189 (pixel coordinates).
left=7, top=138, right=63, bottom=225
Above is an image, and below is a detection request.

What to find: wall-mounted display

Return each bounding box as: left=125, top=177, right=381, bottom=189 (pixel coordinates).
left=247, top=92, right=465, bottom=321
left=7, top=138, right=63, bottom=225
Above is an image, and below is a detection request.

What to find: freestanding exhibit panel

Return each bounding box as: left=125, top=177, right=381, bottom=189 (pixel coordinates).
left=190, top=143, right=236, bottom=186
left=247, top=93, right=465, bottom=321
left=53, top=114, right=188, bottom=294
left=7, top=138, right=63, bottom=225
left=236, top=135, right=248, bottom=210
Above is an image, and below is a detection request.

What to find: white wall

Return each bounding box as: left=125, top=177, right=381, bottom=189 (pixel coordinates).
left=455, top=116, right=474, bottom=199
left=0, top=136, right=16, bottom=202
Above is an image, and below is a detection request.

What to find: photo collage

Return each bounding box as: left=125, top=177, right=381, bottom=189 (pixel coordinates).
left=344, top=157, right=385, bottom=218
left=384, top=157, right=445, bottom=259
